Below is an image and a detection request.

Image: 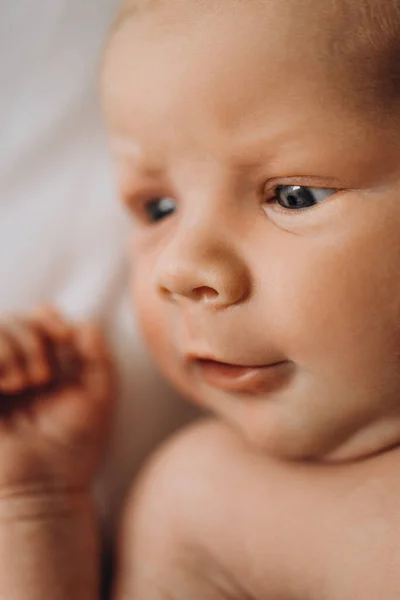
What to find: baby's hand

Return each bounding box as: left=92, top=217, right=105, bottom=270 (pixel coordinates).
left=0, top=307, right=114, bottom=498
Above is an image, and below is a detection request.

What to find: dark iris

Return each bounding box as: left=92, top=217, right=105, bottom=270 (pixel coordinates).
left=146, top=197, right=176, bottom=222
left=275, top=185, right=336, bottom=210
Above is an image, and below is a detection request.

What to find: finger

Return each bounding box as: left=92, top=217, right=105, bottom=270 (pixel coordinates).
left=73, top=324, right=115, bottom=406
left=28, top=306, right=73, bottom=343
left=0, top=307, right=72, bottom=395
left=4, top=319, right=51, bottom=388
left=22, top=307, right=75, bottom=385
left=39, top=324, right=115, bottom=447
left=0, top=326, right=26, bottom=393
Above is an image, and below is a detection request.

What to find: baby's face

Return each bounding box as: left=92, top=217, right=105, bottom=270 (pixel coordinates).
left=104, top=1, right=400, bottom=461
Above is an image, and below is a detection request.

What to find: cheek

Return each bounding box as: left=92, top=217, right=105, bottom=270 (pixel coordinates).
left=131, top=266, right=197, bottom=399
left=129, top=238, right=168, bottom=356
left=261, top=220, right=400, bottom=377
left=132, top=274, right=169, bottom=361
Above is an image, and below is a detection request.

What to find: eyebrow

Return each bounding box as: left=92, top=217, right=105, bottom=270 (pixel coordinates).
left=112, top=143, right=165, bottom=179
left=117, top=158, right=165, bottom=179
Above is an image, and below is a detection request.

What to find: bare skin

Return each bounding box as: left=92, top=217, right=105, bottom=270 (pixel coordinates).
left=114, top=419, right=400, bottom=600
left=101, top=0, right=400, bottom=598
left=103, top=0, right=400, bottom=463
left=0, top=306, right=114, bottom=600
left=2, top=0, right=400, bottom=599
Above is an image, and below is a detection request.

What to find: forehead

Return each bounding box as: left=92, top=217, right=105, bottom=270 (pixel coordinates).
left=105, top=2, right=339, bottom=131
left=108, top=0, right=400, bottom=116
left=105, top=0, right=396, bottom=130
left=103, top=1, right=400, bottom=185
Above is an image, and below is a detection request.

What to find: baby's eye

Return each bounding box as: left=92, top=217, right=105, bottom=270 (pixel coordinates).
left=274, top=185, right=337, bottom=210
left=145, top=197, right=176, bottom=222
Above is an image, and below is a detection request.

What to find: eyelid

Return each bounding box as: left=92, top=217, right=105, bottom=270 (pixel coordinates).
left=263, top=176, right=341, bottom=197
left=119, top=191, right=156, bottom=223
left=121, top=188, right=174, bottom=210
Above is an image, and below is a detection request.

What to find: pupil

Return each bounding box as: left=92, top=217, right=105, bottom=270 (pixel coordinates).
left=282, top=186, right=314, bottom=209
left=153, top=205, right=164, bottom=219
left=287, top=193, right=300, bottom=207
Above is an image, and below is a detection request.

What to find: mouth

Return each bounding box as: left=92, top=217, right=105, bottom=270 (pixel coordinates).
left=191, top=357, right=291, bottom=396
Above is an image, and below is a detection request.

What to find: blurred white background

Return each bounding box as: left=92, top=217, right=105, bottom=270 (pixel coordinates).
left=0, top=0, right=194, bottom=539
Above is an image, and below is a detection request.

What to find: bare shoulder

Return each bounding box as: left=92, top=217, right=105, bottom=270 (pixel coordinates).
left=112, top=421, right=400, bottom=600
left=112, top=419, right=308, bottom=599
left=111, top=420, right=250, bottom=599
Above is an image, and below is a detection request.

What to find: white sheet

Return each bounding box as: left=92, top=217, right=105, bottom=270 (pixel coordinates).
left=0, top=0, right=194, bottom=538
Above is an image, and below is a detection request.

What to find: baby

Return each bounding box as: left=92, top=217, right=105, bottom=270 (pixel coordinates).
left=2, top=0, right=400, bottom=598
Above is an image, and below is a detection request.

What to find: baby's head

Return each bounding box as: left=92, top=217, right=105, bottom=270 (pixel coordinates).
left=102, top=0, right=400, bottom=462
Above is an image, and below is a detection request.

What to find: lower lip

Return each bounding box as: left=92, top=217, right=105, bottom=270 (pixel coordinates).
left=194, top=359, right=291, bottom=395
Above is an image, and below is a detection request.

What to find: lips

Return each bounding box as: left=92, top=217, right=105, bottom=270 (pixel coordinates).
left=193, top=358, right=291, bottom=395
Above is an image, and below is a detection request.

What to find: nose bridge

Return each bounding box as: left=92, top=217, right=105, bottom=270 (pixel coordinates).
left=155, top=210, right=250, bottom=307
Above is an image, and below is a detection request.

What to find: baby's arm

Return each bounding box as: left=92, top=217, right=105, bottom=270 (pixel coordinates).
left=0, top=491, right=99, bottom=600
left=0, top=308, right=114, bottom=600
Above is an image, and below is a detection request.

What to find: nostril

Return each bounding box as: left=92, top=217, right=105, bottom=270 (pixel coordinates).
left=158, top=285, right=173, bottom=300
left=192, top=286, right=219, bottom=303
left=158, top=284, right=219, bottom=303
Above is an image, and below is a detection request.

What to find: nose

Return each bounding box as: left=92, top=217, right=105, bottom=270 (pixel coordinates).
left=155, top=230, right=251, bottom=308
